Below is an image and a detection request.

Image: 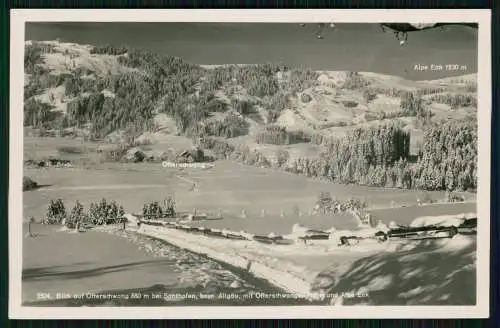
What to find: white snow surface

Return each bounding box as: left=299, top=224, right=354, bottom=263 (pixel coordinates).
left=410, top=213, right=476, bottom=228
left=137, top=212, right=477, bottom=305
left=123, top=213, right=139, bottom=226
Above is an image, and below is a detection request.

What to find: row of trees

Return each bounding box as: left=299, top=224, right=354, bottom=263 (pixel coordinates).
left=24, top=42, right=64, bottom=101
left=324, top=122, right=411, bottom=167
left=198, top=63, right=317, bottom=97
left=24, top=43, right=321, bottom=139
left=42, top=197, right=179, bottom=227
left=200, top=118, right=476, bottom=192
left=118, top=49, right=203, bottom=105
left=197, top=64, right=317, bottom=123
left=231, top=98, right=256, bottom=115
left=88, top=198, right=125, bottom=225
left=400, top=91, right=425, bottom=116
left=24, top=99, right=63, bottom=129
left=25, top=72, right=71, bottom=100
left=342, top=71, right=371, bottom=90
left=90, top=44, right=129, bottom=55
left=361, top=85, right=465, bottom=102
left=24, top=44, right=205, bottom=139
left=361, top=85, right=475, bottom=112
left=287, top=157, right=413, bottom=188
left=24, top=42, right=53, bottom=75
left=198, top=113, right=249, bottom=139
left=44, top=198, right=125, bottom=227
left=313, top=192, right=367, bottom=215
left=142, top=197, right=176, bottom=220
left=199, top=137, right=271, bottom=168
left=230, top=144, right=271, bottom=167
left=255, top=125, right=311, bottom=145
left=64, top=74, right=100, bottom=97
left=65, top=72, right=157, bottom=139
left=45, top=199, right=67, bottom=224
left=417, top=120, right=477, bottom=191
left=163, top=92, right=231, bottom=137
left=199, top=137, right=236, bottom=159
left=286, top=120, right=477, bottom=191
left=430, top=93, right=477, bottom=109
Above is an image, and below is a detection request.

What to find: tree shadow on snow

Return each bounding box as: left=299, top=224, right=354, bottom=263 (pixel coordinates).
left=22, top=259, right=177, bottom=282
left=23, top=184, right=52, bottom=192
left=311, top=238, right=477, bottom=305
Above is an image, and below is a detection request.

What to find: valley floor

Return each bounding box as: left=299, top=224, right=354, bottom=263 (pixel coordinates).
left=23, top=160, right=476, bottom=223
left=20, top=141, right=477, bottom=307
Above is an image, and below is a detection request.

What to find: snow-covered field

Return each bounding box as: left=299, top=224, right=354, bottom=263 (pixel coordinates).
left=22, top=223, right=312, bottom=306
left=137, top=213, right=477, bottom=305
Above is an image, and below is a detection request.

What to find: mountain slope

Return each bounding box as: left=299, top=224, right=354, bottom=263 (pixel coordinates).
left=24, top=40, right=477, bottom=149
left=23, top=40, right=478, bottom=193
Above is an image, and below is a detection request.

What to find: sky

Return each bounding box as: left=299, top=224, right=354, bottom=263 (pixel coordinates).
left=25, top=22, right=478, bottom=80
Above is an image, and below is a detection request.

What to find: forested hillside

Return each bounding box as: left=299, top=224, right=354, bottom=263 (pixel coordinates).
left=23, top=40, right=478, bottom=192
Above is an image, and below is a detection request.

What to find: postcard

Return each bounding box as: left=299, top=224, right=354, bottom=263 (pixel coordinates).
left=9, top=9, right=491, bottom=319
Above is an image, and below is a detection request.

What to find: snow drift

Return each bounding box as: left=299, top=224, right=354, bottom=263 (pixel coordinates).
left=136, top=211, right=476, bottom=305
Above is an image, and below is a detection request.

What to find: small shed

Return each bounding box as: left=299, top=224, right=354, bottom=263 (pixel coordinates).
left=123, top=147, right=146, bottom=163
left=177, top=147, right=205, bottom=163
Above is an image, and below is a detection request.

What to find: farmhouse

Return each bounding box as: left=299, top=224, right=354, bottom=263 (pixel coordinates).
left=176, top=147, right=205, bottom=163
left=123, top=147, right=146, bottom=163
left=177, top=150, right=194, bottom=162
left=26, top=158, right=72, bottom=168
left=47, top=158, right=71, bottom=167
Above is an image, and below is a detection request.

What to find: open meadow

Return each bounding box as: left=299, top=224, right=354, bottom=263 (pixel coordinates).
left=24, top=140, right=475, bottom=223
left=24, top=136, right=475, bottom=236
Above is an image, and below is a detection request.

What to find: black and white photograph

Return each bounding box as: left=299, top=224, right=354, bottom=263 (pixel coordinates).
left=10, top=10, right=491, bottom=319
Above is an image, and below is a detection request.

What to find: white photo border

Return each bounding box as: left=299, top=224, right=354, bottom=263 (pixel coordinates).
left=9, top=9, right=492, bottom=319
